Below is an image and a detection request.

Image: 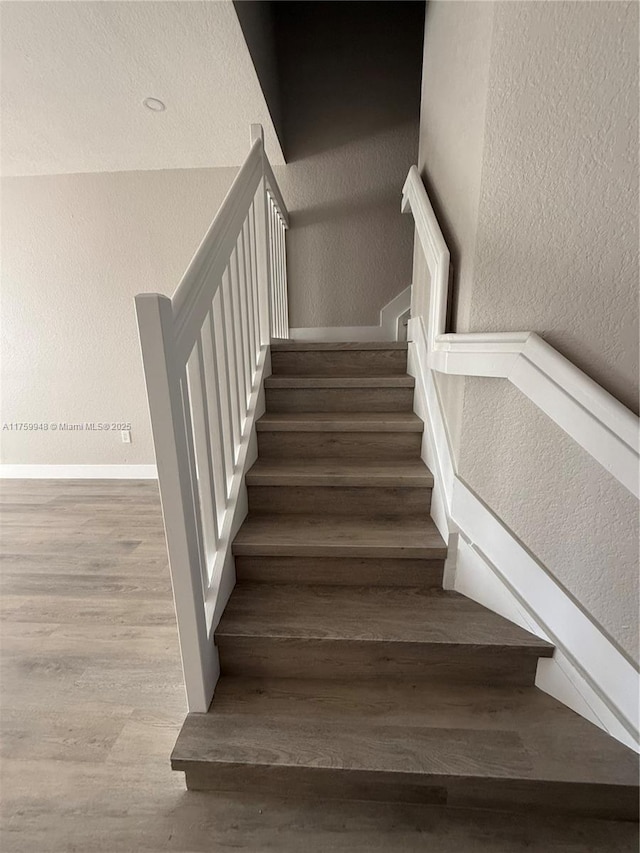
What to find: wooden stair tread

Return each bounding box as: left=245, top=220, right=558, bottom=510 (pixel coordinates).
left=270, top=341, right=408, bottom=351
left=246, top=458, right=434, bottom=487
left=265, top=375, right=415, bottom=388
left=257, top=412, right=423, bottom=432
left=173, top=339, right=640, bottom=819
left=232, top=514, right=447, bottom=559
left=216, top=584, right=553, bottom=651
left=172, top=677, right=638, bottom=789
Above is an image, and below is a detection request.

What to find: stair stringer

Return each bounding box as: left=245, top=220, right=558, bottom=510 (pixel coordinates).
left=408, top=316, right=640, bottom=752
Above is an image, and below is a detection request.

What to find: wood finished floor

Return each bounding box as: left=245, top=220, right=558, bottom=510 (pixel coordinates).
left=1, top=479, right=637, bottom=853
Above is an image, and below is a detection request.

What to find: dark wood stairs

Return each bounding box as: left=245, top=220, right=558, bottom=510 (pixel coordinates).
left=172, top=341, right=639, bottom=821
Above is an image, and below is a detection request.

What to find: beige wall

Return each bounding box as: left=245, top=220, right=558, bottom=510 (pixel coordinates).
left=417, top=1, right=639, bottom=659
left=417, top=0, right=495, bottom=458
left=1, top=167, right=236, bottom=466
left=1, top=126, right=417, bottom=467
left=276, top=125, right=417, bottom=327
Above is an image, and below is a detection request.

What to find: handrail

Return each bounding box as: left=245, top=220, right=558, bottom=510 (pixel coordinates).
left=172, top=139, right=263, bottom=364
left=402, top=164, right=640, bottom=499
left=135, top=124, right=289, bottom=711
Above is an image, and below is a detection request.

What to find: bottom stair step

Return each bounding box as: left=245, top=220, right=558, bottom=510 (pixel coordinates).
left=171, top=677, right=640, bottom=820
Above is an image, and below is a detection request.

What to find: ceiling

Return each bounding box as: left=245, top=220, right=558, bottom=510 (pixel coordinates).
left=1, top=1, right=285, bottom=176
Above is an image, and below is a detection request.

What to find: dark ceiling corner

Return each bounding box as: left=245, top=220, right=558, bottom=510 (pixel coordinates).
left=271, top=0, right=426, bottom=161
left=233, top=1, right=285, bottom=150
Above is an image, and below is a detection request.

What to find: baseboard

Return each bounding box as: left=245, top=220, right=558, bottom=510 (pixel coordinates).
left=0, top=464, right=158, bottom=479
left=289, top=286, right=411, bottom=343
left=408, top=317, right=640, bottom=752
left=289, top=325, right=386, bottom=342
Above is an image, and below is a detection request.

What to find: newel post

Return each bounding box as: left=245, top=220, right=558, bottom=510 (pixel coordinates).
left=135, top=292, right=216, bottom=712
left=250, top=124, right=273, bottom=346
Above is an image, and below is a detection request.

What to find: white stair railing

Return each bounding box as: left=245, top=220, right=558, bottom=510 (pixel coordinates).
left=402, top=165, right=639, bottom=499
left=402, top=165, right=639, bottom=748
left=135, top=125, right=289, bottom=711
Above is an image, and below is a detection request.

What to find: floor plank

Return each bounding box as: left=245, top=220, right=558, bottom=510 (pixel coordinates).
left=1, top=480, right=637, bottom=851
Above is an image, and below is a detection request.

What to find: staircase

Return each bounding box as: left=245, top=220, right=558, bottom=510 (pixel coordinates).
left=171, top=341, right=639, bottom=820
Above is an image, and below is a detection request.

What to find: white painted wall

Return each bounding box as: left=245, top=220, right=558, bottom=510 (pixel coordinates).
left=417, top=1, right=639, bottom=659
left=1, top=167, right=236, bottom=465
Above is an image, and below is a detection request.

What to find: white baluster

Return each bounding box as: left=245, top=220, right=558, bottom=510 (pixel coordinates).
left=242, top=217, right=257, bottom=373
left=249, top=202, right=261, bottom=354
left=184, top=347, right=217, bottom=587
left=220, top=269, right=241, bottom=455
left=281, top=221, right=289, bottom=338
left=212, top=284, right=236, bottom=492
left=229, top=245, right=248, bottom=426
left=199, top=310, right=229, bottom=521
left=276, top=217, right=285, bottom=338
left=237, top=230, right=252, bottom=402
left=271, top=203, right=280, bottom=339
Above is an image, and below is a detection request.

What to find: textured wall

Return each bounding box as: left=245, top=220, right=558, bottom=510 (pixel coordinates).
left=468, top=0, right=638, bottom=411
left=1, top=167, right=236, bottom=465
left=416, top=0, right=495, bottom=459
left=274, top=125, right=417, bottom=327
left=417, top=1, right=639, bottom=659
left=418, top=0, right=494, bottom=335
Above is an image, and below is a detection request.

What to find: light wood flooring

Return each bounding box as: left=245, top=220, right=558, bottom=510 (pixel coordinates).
left=0, top=479, right=637, bottom=852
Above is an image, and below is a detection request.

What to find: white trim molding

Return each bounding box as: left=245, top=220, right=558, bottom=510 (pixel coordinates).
left=0, top=464, right=158, bottom=479
left=403, top=162, right=640, bottom=751
left=431, top=331, right=639, bottom=498
left=290, top=286, right=411, bottom=343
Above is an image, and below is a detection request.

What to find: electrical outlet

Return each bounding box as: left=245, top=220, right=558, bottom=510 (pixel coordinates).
left=121, top=429, right=131, bottom=444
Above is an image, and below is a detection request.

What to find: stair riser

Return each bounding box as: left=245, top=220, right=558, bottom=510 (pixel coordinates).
left=271, top=350, right=407, bottom=377
left=247, top=486, right=432, bottom=518
left=265, top=387, right=414, bottom=413
left=232, top=541, right=445, bottom=559
left=216, top=638, right=542, bottom=687
left=181, top=765, right=638, bottom=820
left=258, top=431, right=422, bottom=460
left=234, top=557, right=445, bottom=587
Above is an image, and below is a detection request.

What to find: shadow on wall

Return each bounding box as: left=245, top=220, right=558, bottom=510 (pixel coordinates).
left=283, top=170, right=413, bottom=327
left=271, top=1, right=425, bottom=327
left=272, top=1, right=425, bottom=162
left=289, top=186, right=402, bottom=230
